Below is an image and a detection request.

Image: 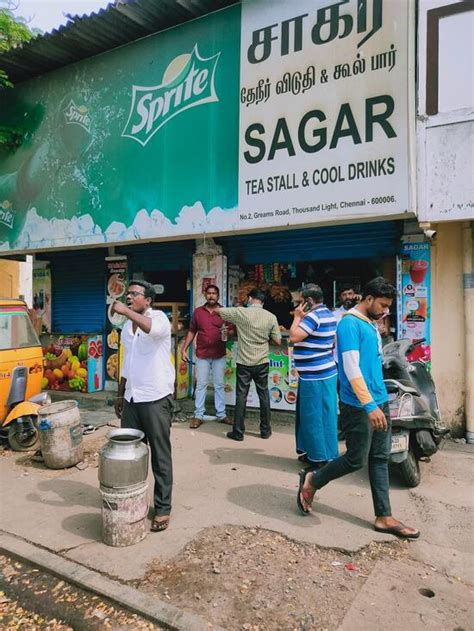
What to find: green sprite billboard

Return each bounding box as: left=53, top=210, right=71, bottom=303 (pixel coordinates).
left=0, top=6, right=240, bottom=252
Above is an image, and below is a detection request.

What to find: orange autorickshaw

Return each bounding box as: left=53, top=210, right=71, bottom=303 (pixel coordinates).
left=0, top=298, right=50, bottom=450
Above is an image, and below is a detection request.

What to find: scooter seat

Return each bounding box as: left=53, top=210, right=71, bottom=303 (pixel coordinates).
left=384, top=379, right=420, bottom=396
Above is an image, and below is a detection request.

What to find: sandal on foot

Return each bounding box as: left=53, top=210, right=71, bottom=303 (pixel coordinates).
left=296, top=470, right=312, bottom=516
left=189, top=418, right=203, bottom=429
left=151, top=516, right=170, bottom=532
left=374, top=524, right=420, bottom=539
left=218, top=416, right=233, bottom=426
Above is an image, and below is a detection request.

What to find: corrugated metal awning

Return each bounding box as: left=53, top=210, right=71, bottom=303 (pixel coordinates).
left=0, top=0, right=239, bottom=84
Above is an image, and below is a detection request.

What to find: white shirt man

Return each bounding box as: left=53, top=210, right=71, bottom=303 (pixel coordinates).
left=113, top=281, right=174, bottom=533
left=121, top=309, right=174, bottom=402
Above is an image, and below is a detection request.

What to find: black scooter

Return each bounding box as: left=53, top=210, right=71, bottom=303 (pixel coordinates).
left=382, top=338, right=449, bottom=487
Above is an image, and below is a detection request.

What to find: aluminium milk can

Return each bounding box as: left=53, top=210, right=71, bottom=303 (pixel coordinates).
left=37, top=400, right=83, bottom=469
left=98, top=428, right=149, bottom=547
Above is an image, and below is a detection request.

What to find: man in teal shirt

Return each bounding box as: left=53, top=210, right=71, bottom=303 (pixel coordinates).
left=297, top=277, right=420, bottom=539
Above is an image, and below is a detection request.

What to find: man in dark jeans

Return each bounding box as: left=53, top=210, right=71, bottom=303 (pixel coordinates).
left=297, top=277, right=420, bottom=539
left=218, top=288, right=281, bottom=441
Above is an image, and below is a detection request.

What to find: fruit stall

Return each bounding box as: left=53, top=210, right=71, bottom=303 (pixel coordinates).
left=41, top=334, right=104, bottom=393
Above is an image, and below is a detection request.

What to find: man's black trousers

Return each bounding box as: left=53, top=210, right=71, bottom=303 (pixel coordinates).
left=122, top=395, right=173, bottom=516
left=233, top=362, right=271, bottom=437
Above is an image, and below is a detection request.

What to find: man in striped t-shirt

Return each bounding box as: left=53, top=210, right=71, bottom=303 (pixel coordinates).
left=290, top=284, right=338, bottom=467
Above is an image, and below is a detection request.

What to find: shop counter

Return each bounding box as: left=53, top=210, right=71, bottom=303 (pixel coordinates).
left=41, top=331, right=192, bottom=399
left=224, top=335, right=298, bottom=411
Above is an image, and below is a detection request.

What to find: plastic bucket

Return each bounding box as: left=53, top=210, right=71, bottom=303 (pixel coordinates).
left=100, top=482, right=148, bottom=547
left=37, top=400, right=83, bottom=469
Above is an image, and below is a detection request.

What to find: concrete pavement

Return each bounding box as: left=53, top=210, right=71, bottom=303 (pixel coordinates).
left=1, top=407, right=473, bottom=626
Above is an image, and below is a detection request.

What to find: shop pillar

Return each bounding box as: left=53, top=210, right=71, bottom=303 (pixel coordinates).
left=463, top=222, right=474, bottom=443
left=431, top=222, right=466, bottom=436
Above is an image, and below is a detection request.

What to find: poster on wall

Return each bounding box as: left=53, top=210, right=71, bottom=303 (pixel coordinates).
left=398, top=240, right=431, bottom=365
left=239, top=0, right=415, bottom=228
left=175, top=342, right=191, bottom=400
left=32, top=266, right=52, bottom=333
left=228, top=265, right=242, bottom=307
left=192, top=254, right=227, bottom=309
left=224, top=341, right=298, bottom=411
left=41, top=334, right=103, bottom=392
left=105, top=256, right=128, bottom=388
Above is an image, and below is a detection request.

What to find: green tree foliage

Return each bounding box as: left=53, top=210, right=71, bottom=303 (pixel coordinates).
left=1, top=0, right=36, bottom=87
left=0, top=1, right=38, bottom=147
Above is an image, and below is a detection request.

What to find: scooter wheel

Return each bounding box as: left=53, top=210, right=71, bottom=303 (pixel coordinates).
left=398, top=447, right=421, bottom=488
left=7, top=420, right=40, bottom=452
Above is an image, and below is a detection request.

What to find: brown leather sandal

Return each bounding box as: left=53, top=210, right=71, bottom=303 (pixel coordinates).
left=190, top=418, right=203, bottom=429
left=151, top=516, right=170, bottom=532
left=218, top=416, right=233, bottom=426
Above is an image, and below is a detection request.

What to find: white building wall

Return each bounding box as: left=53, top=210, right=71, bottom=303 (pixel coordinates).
left=417, top=0, right=474, bottom=223
left=416, top=0, right=474, bottom=434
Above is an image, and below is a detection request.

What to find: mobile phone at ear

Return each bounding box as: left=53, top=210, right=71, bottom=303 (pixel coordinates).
left=303, top=301, right=312, bottom=312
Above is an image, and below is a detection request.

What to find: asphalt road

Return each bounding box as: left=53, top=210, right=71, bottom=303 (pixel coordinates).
left=0, top=553, right=164, bottom=630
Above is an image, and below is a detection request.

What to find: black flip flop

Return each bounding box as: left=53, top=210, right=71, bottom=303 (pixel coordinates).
left=374, top=524, right=420, bottom=539
left=151, top=517, right=170, bottom=532
left=296, top=470, right=311, bottom=516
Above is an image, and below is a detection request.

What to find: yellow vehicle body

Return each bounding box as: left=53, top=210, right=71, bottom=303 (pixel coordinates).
left=0, top=298, right=43, bottom=424
left=4, top=400, right=41, bottom=426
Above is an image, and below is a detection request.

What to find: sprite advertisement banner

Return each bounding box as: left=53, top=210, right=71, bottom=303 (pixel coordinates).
left=0, top=6, right=240, bottom=251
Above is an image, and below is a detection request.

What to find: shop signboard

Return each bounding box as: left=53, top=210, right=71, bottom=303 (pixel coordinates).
left=105, top=257, right=128, bottom=387
left=224, top=341, right=298, bottom=411
left=238, top=0, right=415, bottom=228
left=0, top=6, right=240, bottom=253
left=398, top=240, right=431, bottom=365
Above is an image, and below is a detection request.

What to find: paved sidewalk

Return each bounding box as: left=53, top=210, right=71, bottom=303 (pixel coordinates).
left=1, top=409, right=472, bottom=580
left=1, top=408, right=473, bottom=629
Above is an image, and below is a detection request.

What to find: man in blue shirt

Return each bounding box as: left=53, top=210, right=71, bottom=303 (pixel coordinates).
left=297, top=277, right=420, bottom=539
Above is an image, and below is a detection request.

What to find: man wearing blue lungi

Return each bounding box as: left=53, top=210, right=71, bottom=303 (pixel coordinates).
left=290, top=284, right=338, bottom=468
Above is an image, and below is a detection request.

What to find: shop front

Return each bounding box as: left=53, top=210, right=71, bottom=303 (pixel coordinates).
left=0, top=0, right=419, bottom=413
left=217, top=219, right=403, bottom=413
left=35, top=249, right=107, bottom=394
left=34, top=239, right=195, bottom=398
left=115, top=241, right=195, bottom=400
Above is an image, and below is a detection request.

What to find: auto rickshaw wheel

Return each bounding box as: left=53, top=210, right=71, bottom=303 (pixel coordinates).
left=7, top=418, right=40, bottom=451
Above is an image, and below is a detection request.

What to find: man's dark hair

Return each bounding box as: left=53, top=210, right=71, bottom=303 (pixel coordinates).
left=205, top=284, right=220, bottom=295
left=301, top=283, right=323, bottom=304
left=249, top=288, right=266, bottom=303
left=128, top=279, right=155, bottom=301
left=362, top=277, right=396, bottom=300
left=338, top=283, right=355, bottom=296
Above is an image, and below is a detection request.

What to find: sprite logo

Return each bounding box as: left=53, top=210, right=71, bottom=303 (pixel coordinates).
left=0, top=200, right=14, bottom=230
left=63, top=100, right=91, bottom=133
left=122, top=45, right=220, bottom=147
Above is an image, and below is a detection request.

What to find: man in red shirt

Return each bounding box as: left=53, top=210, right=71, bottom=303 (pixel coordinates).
left=182, top=285, right=233, bottom=429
